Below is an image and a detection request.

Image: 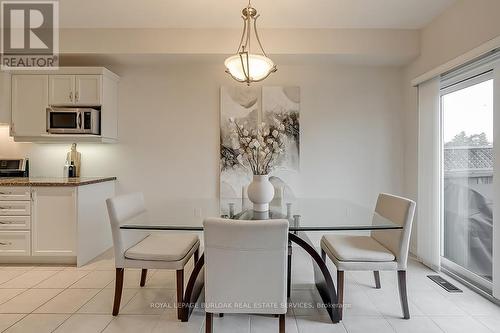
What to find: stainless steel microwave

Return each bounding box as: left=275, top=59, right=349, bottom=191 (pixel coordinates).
left=46, top=107, right=100, bottom=134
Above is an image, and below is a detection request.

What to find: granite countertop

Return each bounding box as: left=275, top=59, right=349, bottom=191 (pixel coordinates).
left=0, top=177, right=117, bottom=187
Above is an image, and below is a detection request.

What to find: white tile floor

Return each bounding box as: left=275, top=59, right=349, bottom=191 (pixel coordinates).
left=0, top=245, right=499, bottom=333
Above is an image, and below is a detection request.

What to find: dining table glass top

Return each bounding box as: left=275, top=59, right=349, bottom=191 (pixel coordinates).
left=120, top=197, right=402, bottom=231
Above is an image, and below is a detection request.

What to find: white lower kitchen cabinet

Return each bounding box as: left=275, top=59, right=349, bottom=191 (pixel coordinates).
left=0, top=179, right=115, bottom=266
left=0, top=231, right=30, bottom=256
left=31, top=187, right=77, bottom=257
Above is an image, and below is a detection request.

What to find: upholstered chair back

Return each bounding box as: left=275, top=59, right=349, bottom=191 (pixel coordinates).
left=371, top=193, right=416, bottom=270
left=106, top=192, right=149, bottom=267
left=203, top=218, right=289, bottom=314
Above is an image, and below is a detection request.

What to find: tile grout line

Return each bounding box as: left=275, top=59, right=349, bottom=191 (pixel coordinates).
left=384, top=313, right=447, bottom=333
left=100, top=315, right=115, bottom=333
left=38, top=265, right=110, bottom=332
left=468, top=315, right=495, bottom=333
left=1, top=269, right=61, bottom=290
left=0, top=269, right=32, bottom=287
left=2, top=267, right=96, bottom=332
left=32, top=268, right=93, bottom=289
left=0, top=289, right=27, bottom=306
left=56, top=269, right=155, bottom=332
left=0, top=268, right=68, bottom=316
left=0, top=268, right=46, bottom=288
left=0, top=313, right=28, bottom=333
left=0, top=257, right=115, bottom=331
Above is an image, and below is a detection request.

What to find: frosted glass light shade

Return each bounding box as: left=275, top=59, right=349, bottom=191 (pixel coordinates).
left=224, top=53, right=275, bottom=82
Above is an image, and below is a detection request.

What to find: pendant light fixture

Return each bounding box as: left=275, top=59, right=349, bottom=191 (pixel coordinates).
left=224, top=0, right=277, bottom=85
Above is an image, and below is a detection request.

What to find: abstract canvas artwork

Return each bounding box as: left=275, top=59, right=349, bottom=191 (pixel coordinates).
left=220, top=86, right=300, bottom=203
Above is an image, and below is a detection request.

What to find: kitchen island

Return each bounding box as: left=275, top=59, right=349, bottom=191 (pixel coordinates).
left=0, top=177, right=116, bottom=266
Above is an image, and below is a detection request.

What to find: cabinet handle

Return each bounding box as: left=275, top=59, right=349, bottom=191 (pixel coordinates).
left=0, top=242, right=12, bottom=246
left=0, top=221, right=13, bottom=224
left=69, top=91, right=73, bottom=102
left=75, top=91, right=79, bottom=102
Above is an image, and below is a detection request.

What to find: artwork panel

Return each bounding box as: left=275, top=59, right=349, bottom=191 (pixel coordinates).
left=220, top=86, right=301, bottom=202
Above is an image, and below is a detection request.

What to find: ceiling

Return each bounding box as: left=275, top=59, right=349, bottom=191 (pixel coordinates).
left=59, top=0, right=456, bottom=30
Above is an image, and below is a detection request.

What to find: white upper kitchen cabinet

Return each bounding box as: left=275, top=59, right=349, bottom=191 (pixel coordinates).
left=49, top=74, right=102, bottom=106
left=49, top=75, right=75, bottom=106
left=75, top=75, right=102, bottom=106
left=11, top=75, right=48, bottom=137
left=11, top=67, right=119, bottom=143
left=0, top=72, right=11, bottom=124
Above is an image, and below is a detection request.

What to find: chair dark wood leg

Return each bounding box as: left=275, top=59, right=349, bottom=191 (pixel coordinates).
left=397, top=270, right=410, bottom=319
left=140, top=269, right=147, bottom=287
left=287, top=241, right=292, bottom=298
left=112, top=268, right=124, bottom=316
left=373, top=271, right=381, bottom=289
left=194, top=249, right=199, bottom=263
left=177, top=269, right=184, bottom=320
left=205, top=312, right=213, bottom=333
left=321, top=248, right=326, bottom=262
left=337, top=270, right=344, bottom=321
left=279, top=313, right=285, bottom=333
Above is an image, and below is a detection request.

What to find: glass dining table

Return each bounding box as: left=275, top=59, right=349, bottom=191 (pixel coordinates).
left=120, top=198, right=402, bottom=324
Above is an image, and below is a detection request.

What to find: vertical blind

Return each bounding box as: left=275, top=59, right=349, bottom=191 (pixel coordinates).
left=417, top=77, right=441, bottom=271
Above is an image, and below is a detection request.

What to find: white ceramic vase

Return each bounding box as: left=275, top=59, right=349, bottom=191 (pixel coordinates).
left=247, top=174, right=274, bottom=212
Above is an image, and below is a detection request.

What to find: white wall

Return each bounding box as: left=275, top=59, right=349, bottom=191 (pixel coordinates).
left=1, top=62, right=404, bottom=221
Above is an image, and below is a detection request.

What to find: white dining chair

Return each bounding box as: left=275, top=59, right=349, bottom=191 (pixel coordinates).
left=106, top=192, right=200, bottom=318
left=203, top=218, right=289, bottom=333
left=320, top=193, right=416, bottom=320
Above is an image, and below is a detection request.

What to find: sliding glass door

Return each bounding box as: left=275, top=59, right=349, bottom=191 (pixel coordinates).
left=440, top=73, right=494, bottom=290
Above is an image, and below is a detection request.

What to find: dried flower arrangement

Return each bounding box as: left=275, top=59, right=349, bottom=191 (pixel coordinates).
left=229, top=118, right=286, bottom=175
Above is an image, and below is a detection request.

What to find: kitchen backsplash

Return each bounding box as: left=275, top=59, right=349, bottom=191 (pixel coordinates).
left=0, top=125, right=115, bottom=178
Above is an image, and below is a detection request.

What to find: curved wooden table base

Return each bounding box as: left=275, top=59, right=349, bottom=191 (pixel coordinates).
left=289, top=232, right=340, bottom=323
left=180, top=232, right=340, bottom=323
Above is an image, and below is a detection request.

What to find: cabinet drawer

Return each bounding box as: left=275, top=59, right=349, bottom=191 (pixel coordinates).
left=0, top=187, right=30, bottom=201
left=0, top=216, right=30, bottom=230
left=0, top=201, right=30, bottom=216
left=0, top=231, right=30, bottom=256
